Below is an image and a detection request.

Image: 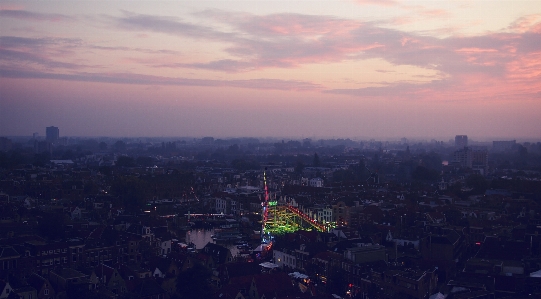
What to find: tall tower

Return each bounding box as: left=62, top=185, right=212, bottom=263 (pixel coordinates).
left=46, top=126, right=59, bottom=142
left=455, top=135, right=468, bottom=148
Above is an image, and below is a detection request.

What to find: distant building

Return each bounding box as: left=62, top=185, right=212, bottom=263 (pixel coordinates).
left=472, top=148, right=489, bottom=175
left=452, top=146, right=488, bottom=174
left=0, top=137, right=12, bottom=151
left=34, top=140, right=52, bottom=154
left=455, top=135, right=468, bottom=147
left=493, top=140, right=516, bottom=152
left=309, top=177, right=324, bottom=188
left=453, top=147, right=472, bottom=168
left=201, top=137, right=214, bottom=144
left=46, top=126, right=59, bottom=142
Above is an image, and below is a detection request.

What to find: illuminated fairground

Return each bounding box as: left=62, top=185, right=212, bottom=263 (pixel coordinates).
left=260, top=171, right=336, bottom=244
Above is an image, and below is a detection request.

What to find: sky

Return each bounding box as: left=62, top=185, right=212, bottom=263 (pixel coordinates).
left=1, top=0, right=540, bottom=140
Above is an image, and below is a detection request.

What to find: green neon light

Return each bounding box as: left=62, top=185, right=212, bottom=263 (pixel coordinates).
left=269, top=201, right=277, bottom=206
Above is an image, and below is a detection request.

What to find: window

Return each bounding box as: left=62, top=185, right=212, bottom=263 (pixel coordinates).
left=44, top=289, right=49, bottom=295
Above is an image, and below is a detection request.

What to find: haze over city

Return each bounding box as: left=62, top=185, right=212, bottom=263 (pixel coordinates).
left=1, top=0, right=540, bottom=139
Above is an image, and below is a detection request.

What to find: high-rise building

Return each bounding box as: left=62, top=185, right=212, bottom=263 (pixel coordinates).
left=455, top=135, right=468, bottom=147
left=453, top=146, right=488, bottom=174
left=453, top=147, right=472, bottom=168
left=472, top=149, right=489, bottom=175
left=493, top=140, right=516, bottom=152
left=46, top=126, right=59, bottom=142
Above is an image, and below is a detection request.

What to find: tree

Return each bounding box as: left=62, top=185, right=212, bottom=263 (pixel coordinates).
left=136, top=156, right=154, bottom=167
left=411, top=166, right=439, bottom=181
left=420, top=152, right=442, bottom=172
left=32, top=152, right=50, bottom=167
left=333, top=169, right=355, bottom=182
left=61, top=149, right=75, bottom=160
left=99, top=166, right=113, bottom=176
left=354, top=159, right=370, bottom=180
left=98, top=141, right=108, bottom=151
left=175, top=263, right=212, bottom=299
left=295, top=160, right=305, bottom=175
left=113, top=140, right=126, bottom=152
left=110, top=176, right=149, bottom=212
left=231, top=159, right=260, bottom=170
left=466, top=174, right=488, bottom=194
left=116, top=156, right=135, bottom=167
left=227, top=144, right=240, bottom=154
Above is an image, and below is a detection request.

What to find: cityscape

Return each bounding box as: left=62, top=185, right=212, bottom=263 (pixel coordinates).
left=0, top=128, right=540, bottom=299
left=1, top=0, right=541, bottom=299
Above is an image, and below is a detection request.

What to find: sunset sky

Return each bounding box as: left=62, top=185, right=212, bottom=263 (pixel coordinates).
left=1, top=0, right=540, bottom=140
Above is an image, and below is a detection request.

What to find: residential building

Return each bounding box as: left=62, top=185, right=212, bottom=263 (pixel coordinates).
left=45, top=126, right=59, bottom=143
left=453, top=147, right=472, bottom=168
left=455, top=135, right=468, bottom=147
left=493, top=140, right=516, bottom=152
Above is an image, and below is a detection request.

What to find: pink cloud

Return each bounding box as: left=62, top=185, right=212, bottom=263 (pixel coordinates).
left=0, top=9, right=74, bottom=22
left=506, top=52, right=541, bottom=81
left=0, top=4, right=24, bottom=10
left=4, top=10, right=541, bottom=104
left=108, top=11, right=541, bottom=104
left=0, top=36, right=84, bottom=69
left=0, top=68, right=322, bottom=91
left=509, top=14, right=541, bottom=33
left=354, top=0, right=398, bottom=7
left=455, top=48, right=498, bottom=53
left=383, top=5, right=451, bottom=26
left=418, top=8, right=448, bottom=17
left=388, top=16, right=415, bottom=26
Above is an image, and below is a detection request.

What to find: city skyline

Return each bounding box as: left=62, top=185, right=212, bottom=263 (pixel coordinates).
left=7, top=130, right=538, bottom=144
left=1, top=0, right=540, bottom=139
